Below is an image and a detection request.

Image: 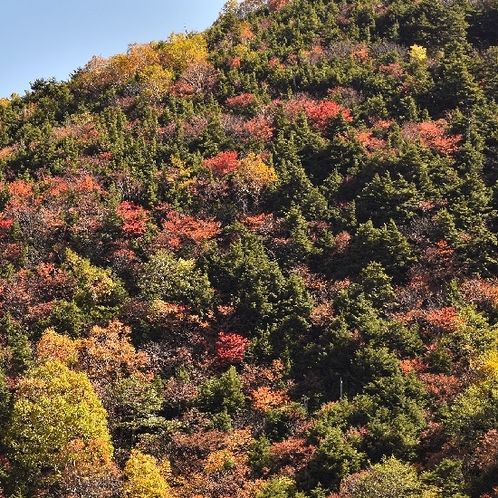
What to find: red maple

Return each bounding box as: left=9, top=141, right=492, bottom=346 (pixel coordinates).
left=203, top=151, right=239, bottom=177
left=216, top=331, right=250, bottom=365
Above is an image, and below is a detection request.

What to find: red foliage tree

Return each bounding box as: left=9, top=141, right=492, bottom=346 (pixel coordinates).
left=424, top=306, right=461, bottom=334
left=335, top=231, right=352, bottom=254
left=224, top=115, right=274, bottom=144
left=473, top=429, right=498, bottom=471
left=225, top=93, right=256, bottom=111
left=150, top=207, right=220, bottom=254
left=269, top=437, right=315, bottom=477
left=116, top=201, right=150, bottom=236
left=418, top=372, right=463, bottom=403
left=0, top=218, right=13, bottom=231
left=379, top=62, right=404, bottom=80
left=203, top=151, right=239, bottom=177
left=216, top=331, right=250, bottom=365
left=460, top=278, right=498, bottom=313
left=268, top=0, right=291, bottom=13
left=303, top=100, right=353, bottom=133
left=415, top=239, right=457, bottom=286
left=283, top=95, right=352, bottom=133
left=355, top=130, right=387, bottom=155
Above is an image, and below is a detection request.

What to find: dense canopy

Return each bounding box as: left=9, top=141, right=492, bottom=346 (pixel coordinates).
left=0, top=0, right=498, bottom=496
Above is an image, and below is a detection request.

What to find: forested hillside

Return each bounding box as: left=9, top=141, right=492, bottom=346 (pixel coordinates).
left=0, top=0, right=498, bottom=496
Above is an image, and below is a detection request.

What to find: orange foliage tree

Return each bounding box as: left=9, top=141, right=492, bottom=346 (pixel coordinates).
left=78, top=320, right=149, bottom=383
left=149, top=206, right=220, bottom=256
left=402, top=119, right=462, bottom=155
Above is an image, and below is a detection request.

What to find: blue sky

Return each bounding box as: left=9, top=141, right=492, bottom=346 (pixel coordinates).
left=0, top=0, right=226, bottom=98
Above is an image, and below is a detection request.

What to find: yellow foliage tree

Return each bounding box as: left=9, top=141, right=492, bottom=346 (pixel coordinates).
left=409, top=44, right=427, bottom=64
left=232, top=153, right=278, bottom=208
left=157, top=32, right=208, bottom=73
left=127, top=42, right=161, bottom=67
left=36, top=320, right=148, bottom=383
left=3, top=361, right=114, bottom=487
left=476, top=349, right=498, bottom=378
left=136, top=64, right=174, bottom=102
left=204, top=449, right=236, bottom=474
left=73, top=42, right=165, bottom=93
left=123, top=450, right=172, bottom=498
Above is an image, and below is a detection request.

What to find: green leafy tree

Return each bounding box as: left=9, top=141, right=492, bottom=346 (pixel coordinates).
left=352, top=347, right=428, bottom=460
left=423, top=458, right=469, bottom=498
left=138, top=249, right=214, bottom=315
left=0, top=314, right=33, bottom=376
left=110, top=375, right=166, bottom=447
left=339, top=456, right=439, bottom=498
left=306, top=426, right=366, bottom=491
left=0, top=370, right=11, bottom=431
left=61, top=248, right=128, bottom=328
left=432, top=46, right=484, bottom=113
left=256, top=476, right=303, bottom=498
left=442, top=370, right=498, bottom=448
left=248, top=433, right=272, bottom=476
left=357, top=262, right=396, bottom=310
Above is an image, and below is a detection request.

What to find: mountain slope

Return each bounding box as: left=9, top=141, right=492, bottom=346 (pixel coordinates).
left=0, top=0, right=498, bottom=496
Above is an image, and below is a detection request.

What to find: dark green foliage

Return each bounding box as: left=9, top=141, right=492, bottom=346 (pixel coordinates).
left=280, top=205, right=315, bottom=267
left=347, top=219, right=415, bottom=281
left=307, top=346, right=428, bottom=463
left=423, top=458, right=469, bottom=498
left=305, top=426, right=365, bottom=491
left=269, top=132, right=330, bottom=220
left=26, top=78, right=75, bottom=125
left=0, top=314, right=33, bottom=375
left=196, top=366, right=245, bottom=415
left=0, top=370, right=12, bottom=429
left=206, top=225, right=312, bottom=361
left=356, top=172, right=421, bottom=226
left=357, top=262, right=396, bottom=310
left=248, top=433, right=271, bottom=476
